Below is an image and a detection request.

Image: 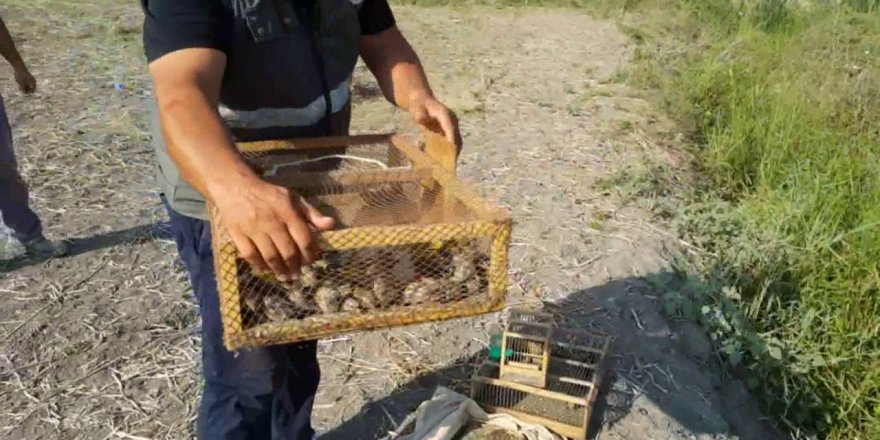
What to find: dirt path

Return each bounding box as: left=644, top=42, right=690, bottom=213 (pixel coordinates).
left=0, top=3, right=784, bottom=439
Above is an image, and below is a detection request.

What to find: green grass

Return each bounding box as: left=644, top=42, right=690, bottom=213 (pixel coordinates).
left=604, top=1, right=880, bottom=439
left=399, top=0, right=880, bottom=438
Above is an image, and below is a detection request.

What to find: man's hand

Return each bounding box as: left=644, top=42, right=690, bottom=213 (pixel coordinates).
left=14, top=67, right=35, bottom=94
left=360, top=26, right=463, bottom=150
left=148, top=47, right=335, bottom=281
left=408, top=93, right=462, bottom=151
left=210, top=177, right=335, bottom=280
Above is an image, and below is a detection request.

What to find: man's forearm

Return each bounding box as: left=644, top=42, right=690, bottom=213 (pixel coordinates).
left=0, top=17, right=26, bottom=70
left=149, top=48, right=261, bottom=204
left=155, top=86, right=258, bottom=200
left=359, top=27, right=434, bottom=111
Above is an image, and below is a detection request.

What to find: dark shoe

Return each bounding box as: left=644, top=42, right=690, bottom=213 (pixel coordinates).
left=23, top=236, right=69, bottom=257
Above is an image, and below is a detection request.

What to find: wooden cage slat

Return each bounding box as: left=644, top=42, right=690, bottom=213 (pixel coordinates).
left=263, top=168, right=432, bottom=189
left=552, top=340, right=607, bottom=354
left=557, top=376, right=594, bottom=388
left=479, top=405, right=586, bottom=440
left=319, top=221, right=502, bottom=251
left=503, top=330, right=551, bottom=343
left=480, top=361, right=594, bottom=397
left=555, top=357, right=600, bottom=370
left=503, top=362, right=541, bottom=371
left=472, top=376, right=588, bottom=406
left=508, top=319, right=553, bottom=329
left=237, top=133, right=393, bottom=154
left=512, top=352, right=545, bottom=359
left=227, top=297, right=502, bottom=350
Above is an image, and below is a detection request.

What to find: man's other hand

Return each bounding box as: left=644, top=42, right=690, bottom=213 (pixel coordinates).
left=210, top=177, right=335, bottom=281
left=14, top=67, right=35, bottom=94
left=408, top=93, right=462, bottom=151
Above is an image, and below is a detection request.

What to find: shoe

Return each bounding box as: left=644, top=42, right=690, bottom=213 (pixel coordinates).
left=23, top=236, right=69, bottom=257
left=0, top=237, right=25, bottom=260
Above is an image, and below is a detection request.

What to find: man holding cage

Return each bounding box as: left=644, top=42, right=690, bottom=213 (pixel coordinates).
left=140, top=0, right=460, bottom=438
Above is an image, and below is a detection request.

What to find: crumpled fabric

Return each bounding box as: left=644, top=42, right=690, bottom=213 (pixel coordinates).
left=382, top=386, right=562, bottom=440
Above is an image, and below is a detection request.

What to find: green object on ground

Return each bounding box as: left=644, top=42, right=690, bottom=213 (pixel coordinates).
left=488, top=333, right=512, bottom=362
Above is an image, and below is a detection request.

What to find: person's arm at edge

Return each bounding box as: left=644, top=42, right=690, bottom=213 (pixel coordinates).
left=0, top=16, right=26, bottom=71
left=359, top=25, right=462, bottom=149
left=0, top=16, right=36, bottom=93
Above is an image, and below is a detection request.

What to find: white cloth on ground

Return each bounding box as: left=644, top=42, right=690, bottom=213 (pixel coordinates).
left=381, top=386, right=562, bottom=440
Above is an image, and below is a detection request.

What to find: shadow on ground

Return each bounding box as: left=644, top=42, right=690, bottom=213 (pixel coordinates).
left=321, top=274, right=786, bottom=440
left=0, top=221, right=166, bottom=273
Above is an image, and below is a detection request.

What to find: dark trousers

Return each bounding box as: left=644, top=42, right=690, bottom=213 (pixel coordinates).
left=0, top=93, right=42, bottom=242
left=164, top=198, right=320, bottom=440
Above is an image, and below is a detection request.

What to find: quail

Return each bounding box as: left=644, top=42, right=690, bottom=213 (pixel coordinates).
left=262, top=295, right=299, bottom=322
left=373, top=276, right=399, bottom=307
left=402, top=278, right=454, bottom=305
left=353, top=286, right=378, bottom=309
left=242, top=290, right=262, bottom=315
left=314, top=286, right=343, bottom=314
left=300, top=265, right=320, bottom=288
left=451, top=245, right=479, bottom=283
left=286, top=286, right=314, bottom=314
left=461, top=276, right=482, bottom=300
left=341, top=297, right=361, bottom=313
left=390, top=248, right=417, bottom=285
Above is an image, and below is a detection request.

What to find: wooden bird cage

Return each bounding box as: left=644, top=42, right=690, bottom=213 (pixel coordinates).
left=209, top=132, right=512, bottom=351
left=499, top=310, right=554, bottom=388
left=471, top=311, right=611, bottom=440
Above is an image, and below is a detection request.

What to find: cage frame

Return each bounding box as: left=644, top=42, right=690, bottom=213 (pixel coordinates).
left=499, top=310, right=554, bottom=388
left=471, top=323, right=612, bottom=440
left=208, top=132, right=513, bottom=351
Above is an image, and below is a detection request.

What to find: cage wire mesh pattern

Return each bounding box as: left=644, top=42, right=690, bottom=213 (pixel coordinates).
left=471, top=309, right=611, bottom=440
left=209, top=134, right=512, bottom=351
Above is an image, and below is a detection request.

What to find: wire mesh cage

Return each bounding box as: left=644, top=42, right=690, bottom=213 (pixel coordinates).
left=471, top=310, right=611, bottom=440
left=209, top=133, right=512, bottom=351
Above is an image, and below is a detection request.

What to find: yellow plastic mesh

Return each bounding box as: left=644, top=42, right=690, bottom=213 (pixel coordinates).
left=209, top=134, right=512, bottom=351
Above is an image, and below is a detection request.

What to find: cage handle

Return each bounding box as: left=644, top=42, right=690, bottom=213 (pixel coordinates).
left=423, top=130, right=459, bottom=176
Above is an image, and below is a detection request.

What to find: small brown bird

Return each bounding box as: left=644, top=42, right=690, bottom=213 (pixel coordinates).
left=341, top=297, right=361, bottom=313
left=429, top=278, right=456, bottom=303
left=462, top=276, right=482, bottom=299
left=337, top=283, right=354, bottom=296
left=390, top=249, right=417, bottom=285
left=401, top=280, right=425, bottom=305
left=242, top=289, right=262, bottom=314
left=300, top=265, right=320, bottom=288
left=352, top=286, right=378, bottom=309
left=372, top=276, right=399, bottom=308
left=452, top=246, right=479, bottom=283
left=286, top=287, right=314, bottom=314
left=262, top=295, right=299, bottom=322
left=402, top=278, right=454, bottom=305
left=452, top=255, right=476, bottom=283
left=314, top=286, right=342, bottom=314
